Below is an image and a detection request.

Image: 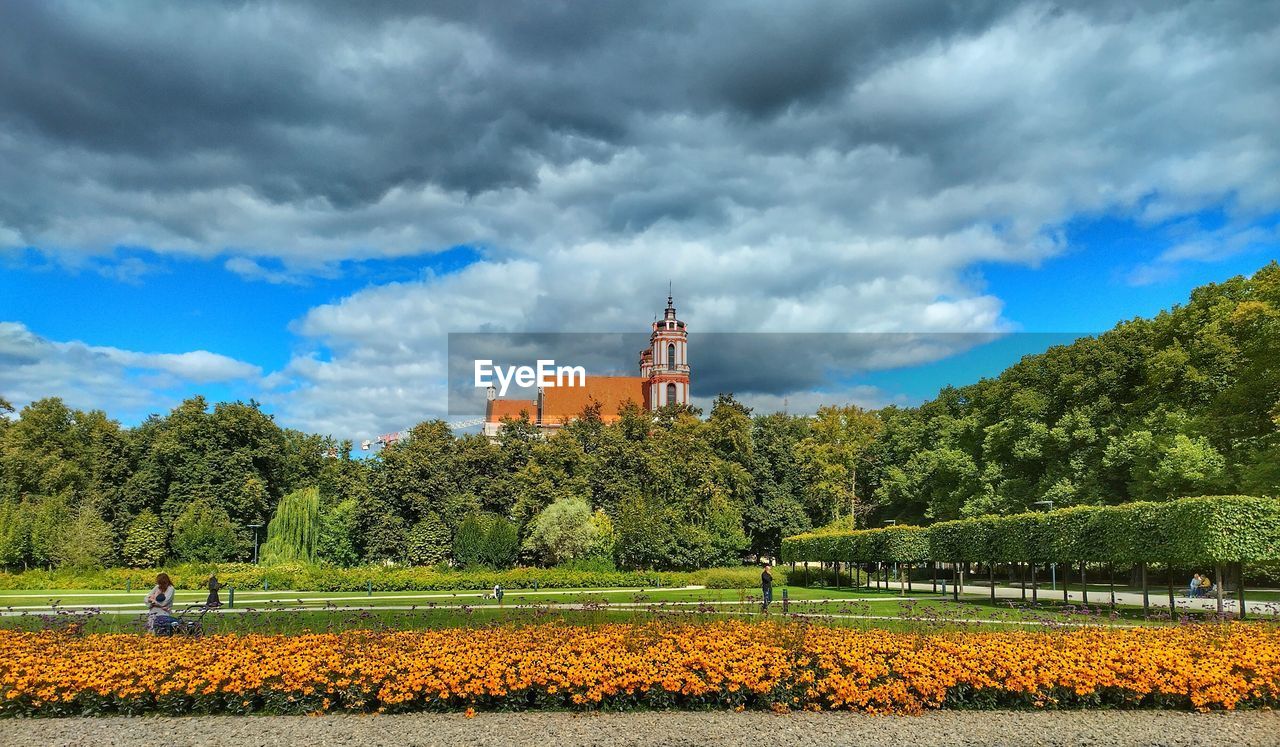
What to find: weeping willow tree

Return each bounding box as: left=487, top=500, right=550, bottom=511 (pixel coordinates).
left=260, top=487, right=321, bottom=564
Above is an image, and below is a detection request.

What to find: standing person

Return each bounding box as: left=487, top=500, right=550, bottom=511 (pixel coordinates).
left=205, top=572, right=222, bottom=607
left=760, top=564, right=774, bottom=612
left=146, top=573, right=176, bottom=633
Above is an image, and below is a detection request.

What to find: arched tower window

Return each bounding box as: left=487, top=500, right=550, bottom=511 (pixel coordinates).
left=667, top=343, right=676, bottom=370
left=666, top=382, right=677, bottom=405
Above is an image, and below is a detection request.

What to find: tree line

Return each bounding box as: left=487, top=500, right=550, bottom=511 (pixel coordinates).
left=0, top=263, right=1276, bottom=571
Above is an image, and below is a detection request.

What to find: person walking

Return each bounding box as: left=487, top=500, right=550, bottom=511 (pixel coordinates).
left=760, top=564, right=774, bottom=612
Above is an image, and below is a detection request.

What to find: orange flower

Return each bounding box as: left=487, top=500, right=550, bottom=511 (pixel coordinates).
left=0, top=623, right=1277, bottom=716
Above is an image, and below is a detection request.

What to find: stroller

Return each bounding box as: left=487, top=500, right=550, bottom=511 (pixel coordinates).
left=150, top=603, right=212, bottom=637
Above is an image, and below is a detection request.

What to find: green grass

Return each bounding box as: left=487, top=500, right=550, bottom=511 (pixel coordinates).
left=3, top=580, right=1265, bottom=637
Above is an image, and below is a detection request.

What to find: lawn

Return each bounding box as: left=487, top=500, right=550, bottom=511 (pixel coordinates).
left=1, top=581, right=1257, bottom=635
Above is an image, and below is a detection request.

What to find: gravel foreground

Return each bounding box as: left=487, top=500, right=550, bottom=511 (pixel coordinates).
left=2, top=711, right=1278, bottom=747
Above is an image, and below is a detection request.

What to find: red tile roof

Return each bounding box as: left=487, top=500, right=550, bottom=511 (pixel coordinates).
left=540, top=376, right=649, bottom=424
left=485, top=398, right=537, bottom=422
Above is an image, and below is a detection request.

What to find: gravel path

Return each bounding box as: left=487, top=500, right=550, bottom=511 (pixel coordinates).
left=3, top=711, right=1277, bottom=747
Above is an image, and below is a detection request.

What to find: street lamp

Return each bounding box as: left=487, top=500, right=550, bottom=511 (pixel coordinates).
left=1032, top=501, right=1055, bottom=591
left=248, top=524, right=263, bottom=564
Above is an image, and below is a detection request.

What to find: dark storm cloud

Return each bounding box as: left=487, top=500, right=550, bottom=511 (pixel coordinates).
left=2, top=0, right=1275, bottom=257
left=444, top=331, right=1003, bottom=414
left=0, top=1, right=1014, bottom=213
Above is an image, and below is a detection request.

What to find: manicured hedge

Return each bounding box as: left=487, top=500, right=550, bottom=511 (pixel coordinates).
left=782, top=495, right=1280, bottom=566
left=0, top=563, right=746, bottom=593
left=781, top=524, right=930, bottom=565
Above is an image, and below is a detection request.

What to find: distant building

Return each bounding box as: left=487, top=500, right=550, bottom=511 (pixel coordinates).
left=483, top=296, right=690, bottom=436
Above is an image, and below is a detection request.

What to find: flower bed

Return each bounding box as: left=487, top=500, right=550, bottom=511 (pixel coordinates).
left=2, top=622, right=1278, bottom=716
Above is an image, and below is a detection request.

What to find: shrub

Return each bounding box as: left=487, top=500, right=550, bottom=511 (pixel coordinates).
left=315, top=499, right=360, bottom=567
left=483, top=517, right=520, bottom=568
left=0, top=562, right=697, bottom=593
left=170, top=500, right=239, bottom=563
left=783, top=495, right=1280, bottom=567
left=452, top=514, right=489, bottom=568
left=405, top=513, right=451, bottom=566
left=523, top=498, right=606, bottom=566
left=121, top=510, right=167, bottom=568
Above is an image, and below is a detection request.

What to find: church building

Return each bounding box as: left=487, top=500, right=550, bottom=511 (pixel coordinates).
left=483, top=296, right=690, bottom=436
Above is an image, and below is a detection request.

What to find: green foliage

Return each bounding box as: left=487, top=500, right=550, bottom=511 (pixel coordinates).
left=794, top=405, right=883, bottom=526
left=260, top=487, right=321, bottom=565
left=405, top=512, right=451, bottom=566
left=121, top=510, right=167, bottom=568
left=452, top=514, right=489, bottom=568
left=170, top=500, right=240, bottom=563
left=55, top=503, right=116, bottom=569
left=0, top=501, right=31, bottom=570
left=0, top=562, right=697, bottom=592
left=26, top=495, right=69, bottom=569
left=1158, top=495, right=1280, bottom=564
left=523, top=497, right=611, bottom=566
left=482, top=516, right=520, bottom=568
left=315, top=499, right=360, bottom=567
left=784, top=495, right=1280, bottom=566
left=782, top=524, right=931, bottom=565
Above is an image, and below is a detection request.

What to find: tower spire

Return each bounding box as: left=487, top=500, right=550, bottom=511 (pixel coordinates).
left=667, top=280, right=673, bottom=308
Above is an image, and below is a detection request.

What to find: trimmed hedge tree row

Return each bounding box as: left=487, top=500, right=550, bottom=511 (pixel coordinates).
left=781, top=495, right=1280, bottom=566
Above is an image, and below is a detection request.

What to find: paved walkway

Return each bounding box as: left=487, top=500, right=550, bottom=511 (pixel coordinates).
left=936, top=581, right=1279, bottom=615
left=5, top=711, right=1278, bottom=747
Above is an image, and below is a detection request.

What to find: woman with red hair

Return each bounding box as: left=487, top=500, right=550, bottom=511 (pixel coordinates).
left=146, top=573, right=176, bottom=633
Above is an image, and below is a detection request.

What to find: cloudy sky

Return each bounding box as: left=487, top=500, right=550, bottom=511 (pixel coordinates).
left=1, top=0, right=1277, bottom=438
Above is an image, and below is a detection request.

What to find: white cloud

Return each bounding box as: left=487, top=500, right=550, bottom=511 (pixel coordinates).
left=0, top=322, right=261, bottom=418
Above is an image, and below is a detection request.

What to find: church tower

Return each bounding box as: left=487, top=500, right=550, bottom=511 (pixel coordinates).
left=639, top=292, right=690, bottom=408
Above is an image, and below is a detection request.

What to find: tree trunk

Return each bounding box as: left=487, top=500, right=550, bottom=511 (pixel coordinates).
left=1215, top=562, right=1224, bottom=616
left=1237, top=562, right=1247, bottom=620
left=989, top=562, right=996, bottom=603
left=1141, top=562, right=1149, bottom=617
left=1080, top=562, right=1088, bottom=605
left=1031, top=563, right=1038, bottom=604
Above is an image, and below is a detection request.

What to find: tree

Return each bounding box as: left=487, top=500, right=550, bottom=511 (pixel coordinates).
left=405, top=512, right=451, bottom=565
left=170, top=500, right=240, bottom=563
left=121, top=510, right=168, bottom=567
left=522, top=497, right=609, bottom=565
left=795, top=405, right=883, bottom=527
left=26, top=494, right=69, bottom=569
left=315, top=499, right=360, bottom=567
left=452, top=514, right=489, bottom=568
left=0, top=500, right=31, bottom=570
left=260, top=487, right=321, bottom=564
left=482, top=516, right=520, bottom=568
left=55, top=503, right=115, bottom=569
